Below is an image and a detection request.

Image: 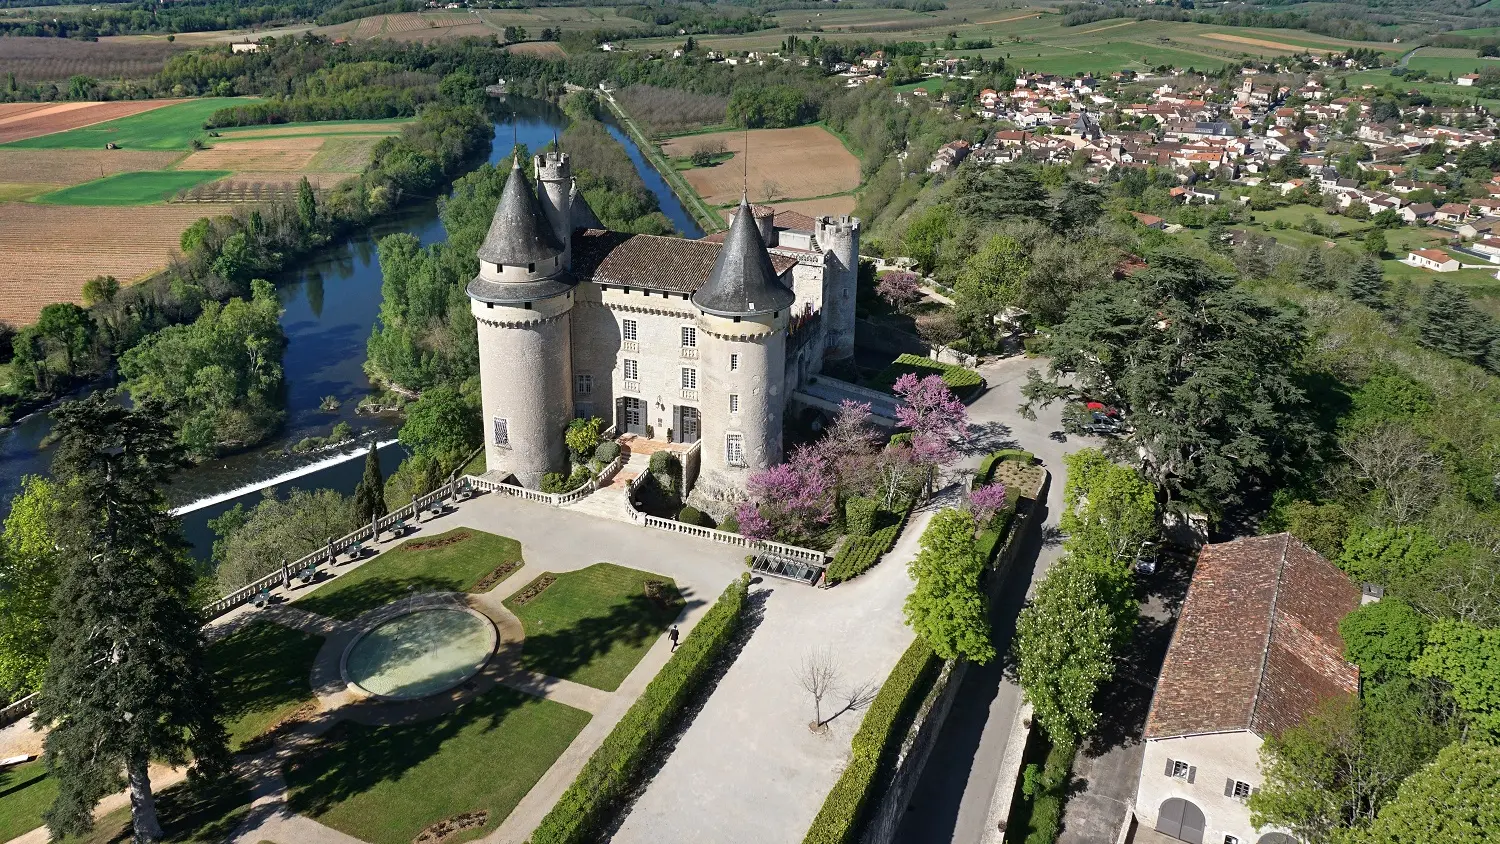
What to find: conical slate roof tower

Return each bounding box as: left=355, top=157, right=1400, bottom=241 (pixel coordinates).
left=692, top=195, right=796, bottom=317
left=476, top=156, right=564, bottom=267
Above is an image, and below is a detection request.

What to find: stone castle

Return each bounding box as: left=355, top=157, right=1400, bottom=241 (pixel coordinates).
left=466, top=150, right=861, bottom=500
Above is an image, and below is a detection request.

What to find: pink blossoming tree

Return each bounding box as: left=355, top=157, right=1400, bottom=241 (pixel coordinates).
left=893, top=373, right=969, bottom=493
left=969, top=482, right=1009, bottom=529
left=739, top=444, right=836, bottom=543
left=876, top=271, right=923, bottom=313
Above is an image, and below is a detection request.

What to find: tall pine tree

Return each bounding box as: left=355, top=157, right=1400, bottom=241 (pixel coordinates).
left=37, top=392, right=229, bottom=843
left=353, top=443, right=388, bottom=524
left=1345, top=257, right=1388, bottom=310
left=1416, top=280, right=1497, bottom=367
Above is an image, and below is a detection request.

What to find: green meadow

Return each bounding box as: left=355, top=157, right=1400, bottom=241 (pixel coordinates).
left=34, top=170, right=230, bottom=205
left=3, top=98, right=258, bottom=151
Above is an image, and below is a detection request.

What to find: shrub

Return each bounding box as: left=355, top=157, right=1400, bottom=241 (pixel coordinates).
left=595, top=440, right=621, bottom=464
left=845, top=496, right=879, bottom=538
left=678, top=505, right=713, bottom=527
left=825, top=501, right=913, bottom=585
left=802, top=638, right=939, bottom=844
left=1019, top=736, right=1075, bottom=844
left=541, top=472, right=568, bottom=494
left=719, top=512, right=739, bottom=534
left=530, top=574, right=751, bottom=844
left=566, top=465, right=593, bottom=491
left=566, top=416, right=604, bottom=459
left=648, top=450, right=678, bottom=475
left=868, top=354, right=983, bottom=398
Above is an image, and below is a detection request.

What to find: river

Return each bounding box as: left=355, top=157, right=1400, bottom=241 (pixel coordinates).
left=0, top=95, right=702, bottom=558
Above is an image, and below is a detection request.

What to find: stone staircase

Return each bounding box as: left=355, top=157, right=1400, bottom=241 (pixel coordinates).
left=565, top=435, right=687, bottom=524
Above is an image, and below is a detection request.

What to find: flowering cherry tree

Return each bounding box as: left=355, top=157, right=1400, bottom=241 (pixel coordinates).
left=969, top=482, right=1009, bottom=528
left=876, top=271, right=923, bottom=312
left=893, top=373, right=969, bottom=492
left=738, top=444, right=835, bottom=542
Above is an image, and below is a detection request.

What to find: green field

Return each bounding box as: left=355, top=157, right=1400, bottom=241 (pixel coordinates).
left=504, top=563, right=682, bottom=692
left=1406, top=47, right=1500, bottom=77
left=3, top=98, right=258, bottom=151
left=213, top=118, right=411, bottom=138
left=34, top=170, right=229, bottom=205
left=209, top=620, right=325, bottom=751
left=286, top=688, right=590, bottom=844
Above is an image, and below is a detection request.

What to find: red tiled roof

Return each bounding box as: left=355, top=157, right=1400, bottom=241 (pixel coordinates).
left=773, top=210, right=819, bottom=232
left=1144, top=534, right=1360, bottom=740
left=572, top=229, right=796, bottom=294
left=1411, top=248, right=1454, bottom=263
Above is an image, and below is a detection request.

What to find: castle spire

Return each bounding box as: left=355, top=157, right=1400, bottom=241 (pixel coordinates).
left=477, top=154, right=563, bottom=267
left=692, top=195, right=794, bottom=317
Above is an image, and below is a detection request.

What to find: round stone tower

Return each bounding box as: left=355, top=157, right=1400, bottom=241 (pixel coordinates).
left=694, top=196, right=796, bottom=492
left=814, top=214, right=861, bottom=360
left=534, top=149, right=573, bottom=268
left=467, top=156, right=576, bottom=488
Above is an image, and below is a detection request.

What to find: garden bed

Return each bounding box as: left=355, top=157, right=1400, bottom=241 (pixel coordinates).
left=510, top=574, right=557, bottom=606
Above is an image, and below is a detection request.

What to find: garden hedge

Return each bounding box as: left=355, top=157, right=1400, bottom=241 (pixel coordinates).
left=594, top=440, right=621, bottom=464
left=976, top=449, right=1036, bottom=487
left=825, top=501, right=914, bottom=585
left=845, top=496, right=879, bottom=537
left=801, top=637, right=940, bottom=844
left=529, top=574, right=750, bottom=844
left=868, top=353, right=983, bottom=398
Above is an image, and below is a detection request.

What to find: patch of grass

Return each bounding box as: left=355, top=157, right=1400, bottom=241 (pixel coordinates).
left=285, top=687, right=589, bottom=844
left=4, top=99, right=256, bottom=151
left=867, top=353, right=983, bottom=398
left=504, top=563, right=682, bottom=692
left=0, top=759, right=56, bottom=842
left=59, top=774, right=253, bottom=844
left=0, top=182, right=52, bottom=201
left=34, top=170, right=229, bottom=206
left=209, top=620, right=325, bottom=751
left=296, top=528, right=523, bottom=621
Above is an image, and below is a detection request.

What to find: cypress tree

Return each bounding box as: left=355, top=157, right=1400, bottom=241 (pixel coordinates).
left=297, top=176, right=317, bottom=233
left=353, top=443, right=388, bottom=524
left=1345, top=257, right=1387, bottom=310
left=37, top=392, right=229, bottom=843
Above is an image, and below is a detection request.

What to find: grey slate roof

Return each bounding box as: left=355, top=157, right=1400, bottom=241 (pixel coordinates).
left=569, top=182, right=603, bottom=230
left=691, top=196, right=796, bottom=317
left=476, top=158, right=563, bottom=267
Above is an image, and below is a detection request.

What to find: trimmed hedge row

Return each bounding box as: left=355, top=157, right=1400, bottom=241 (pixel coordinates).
left=845, top=496, right=879, bottom=538
left=976, top=506, right=1016, bottom=564
left=975, top=449, right=1036, bottom=487
left=1018, top=735, right=1076, bottom=844
left=529, top=573, right=751, bottom=844
left=868, top=354, right=984, bottom=398
left=825, top=501, right=915, bottom=585
left=801, top=637, right=940, bottom=844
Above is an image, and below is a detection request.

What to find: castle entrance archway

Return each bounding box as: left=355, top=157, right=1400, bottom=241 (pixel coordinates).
left=1156, top=798, right=1206, bottom=844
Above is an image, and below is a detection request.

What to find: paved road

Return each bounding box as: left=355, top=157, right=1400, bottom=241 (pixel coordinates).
left=895, top=355, right=1088, bottom=844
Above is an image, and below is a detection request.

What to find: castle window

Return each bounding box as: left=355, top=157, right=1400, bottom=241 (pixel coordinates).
left=623, top=319, right=638, bottom=341
left=624, top=359, right=639, bottom=381
left=492, top=417, right=509, bottom=448
left=681, top=368, right=697, bottom=390
left=681, top=326, right=697, bottom=348
left=527, top=263, right=535, bottom=273
left=575, top=374, right=593, bottom=394
left=729, top=394, right=739, bottom=413
left=730, top=354, right=739, bottom=371
left=726, top=434, right=745, bottom=466
left=576, top=402, right=593, bottom=419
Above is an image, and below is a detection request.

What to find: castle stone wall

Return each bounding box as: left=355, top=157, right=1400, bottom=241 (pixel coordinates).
left=472, top=294, right=574, bottom=487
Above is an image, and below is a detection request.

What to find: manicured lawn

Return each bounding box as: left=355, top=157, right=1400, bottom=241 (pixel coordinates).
left=34, top=170, right=229, bottom=206
left=209, top=620, right=325, bottom=751
left=504, top=563, right=683, bottom=692
left=1245, top=204, right=1371, bottom=236
left=285, top=688, right=589, bottom=844
left=4, top=98, right=257, bottom=150
left=296, top=528, right=524, bottom=621
left=59, top=775, right=252, bottom=844
left=867, top=353, right=983, bottom=398
left=0, top=759, right=56, bottom=842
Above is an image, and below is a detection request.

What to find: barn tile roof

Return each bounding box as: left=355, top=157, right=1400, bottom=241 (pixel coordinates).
left=572, top=228, right=796, bottom=296
left=1144, top=533, right=1360, bottom=741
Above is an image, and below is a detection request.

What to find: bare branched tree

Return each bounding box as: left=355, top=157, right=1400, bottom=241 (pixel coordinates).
left=1339, top=422, right=1447, bottom=525
left=797, top=647, right=841, bottom=730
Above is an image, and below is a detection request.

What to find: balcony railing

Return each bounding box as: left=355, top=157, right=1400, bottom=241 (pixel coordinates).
left=622, top=340, right=640, bottom=353
left=623, top=380, right=641, bottom=393
left=679, top=388, right=698, bottom=401
left=680, top=347, right=699, bottom=360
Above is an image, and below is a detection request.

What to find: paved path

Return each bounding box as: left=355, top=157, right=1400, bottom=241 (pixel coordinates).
left=895, top=354, right=1094, bottom=844
left=613, top=507, right=925, bottom=844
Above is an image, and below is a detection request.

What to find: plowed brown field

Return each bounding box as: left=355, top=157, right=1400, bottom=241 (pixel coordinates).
left=0, top=99, right=183, bottom=144
left=0, top=149, right=184, bottom=185
left=0, top=202, right=235, bottom=326
left=176, top=136, right=325, bottom=171
left=660, top=126, right=860, bottom=206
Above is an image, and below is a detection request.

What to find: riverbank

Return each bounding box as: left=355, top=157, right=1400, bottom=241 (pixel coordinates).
left=597, top=90, right=724, bottom=235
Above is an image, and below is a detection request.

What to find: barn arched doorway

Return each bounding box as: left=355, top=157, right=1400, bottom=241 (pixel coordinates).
left=1256, top=834, right=1299, bottom=844
left=1156, top=798, right=1207, bottom=844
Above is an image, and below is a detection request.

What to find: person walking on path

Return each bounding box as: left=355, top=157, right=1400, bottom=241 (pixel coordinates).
left=668, top=625, right=680, bottom=651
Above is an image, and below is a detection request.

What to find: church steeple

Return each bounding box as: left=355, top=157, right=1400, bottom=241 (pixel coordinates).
left=476, top=155, right=564, bottom=268
left=692, top=195, right=795, bottom=317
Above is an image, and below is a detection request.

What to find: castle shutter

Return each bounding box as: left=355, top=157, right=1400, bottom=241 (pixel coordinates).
left=1223, top=779, right=1235, bottom=797
left=672, top=406, right=682, bottom=443
left=1186, top=766, right=1196, bottom=784
left=1164, top=759, right=1175, bottom=777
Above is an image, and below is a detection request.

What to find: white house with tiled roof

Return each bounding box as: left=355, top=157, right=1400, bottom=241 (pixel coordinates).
left=466, top=150, right=859, bottom=505
left=1132, top=534, right=1359, bottom=844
